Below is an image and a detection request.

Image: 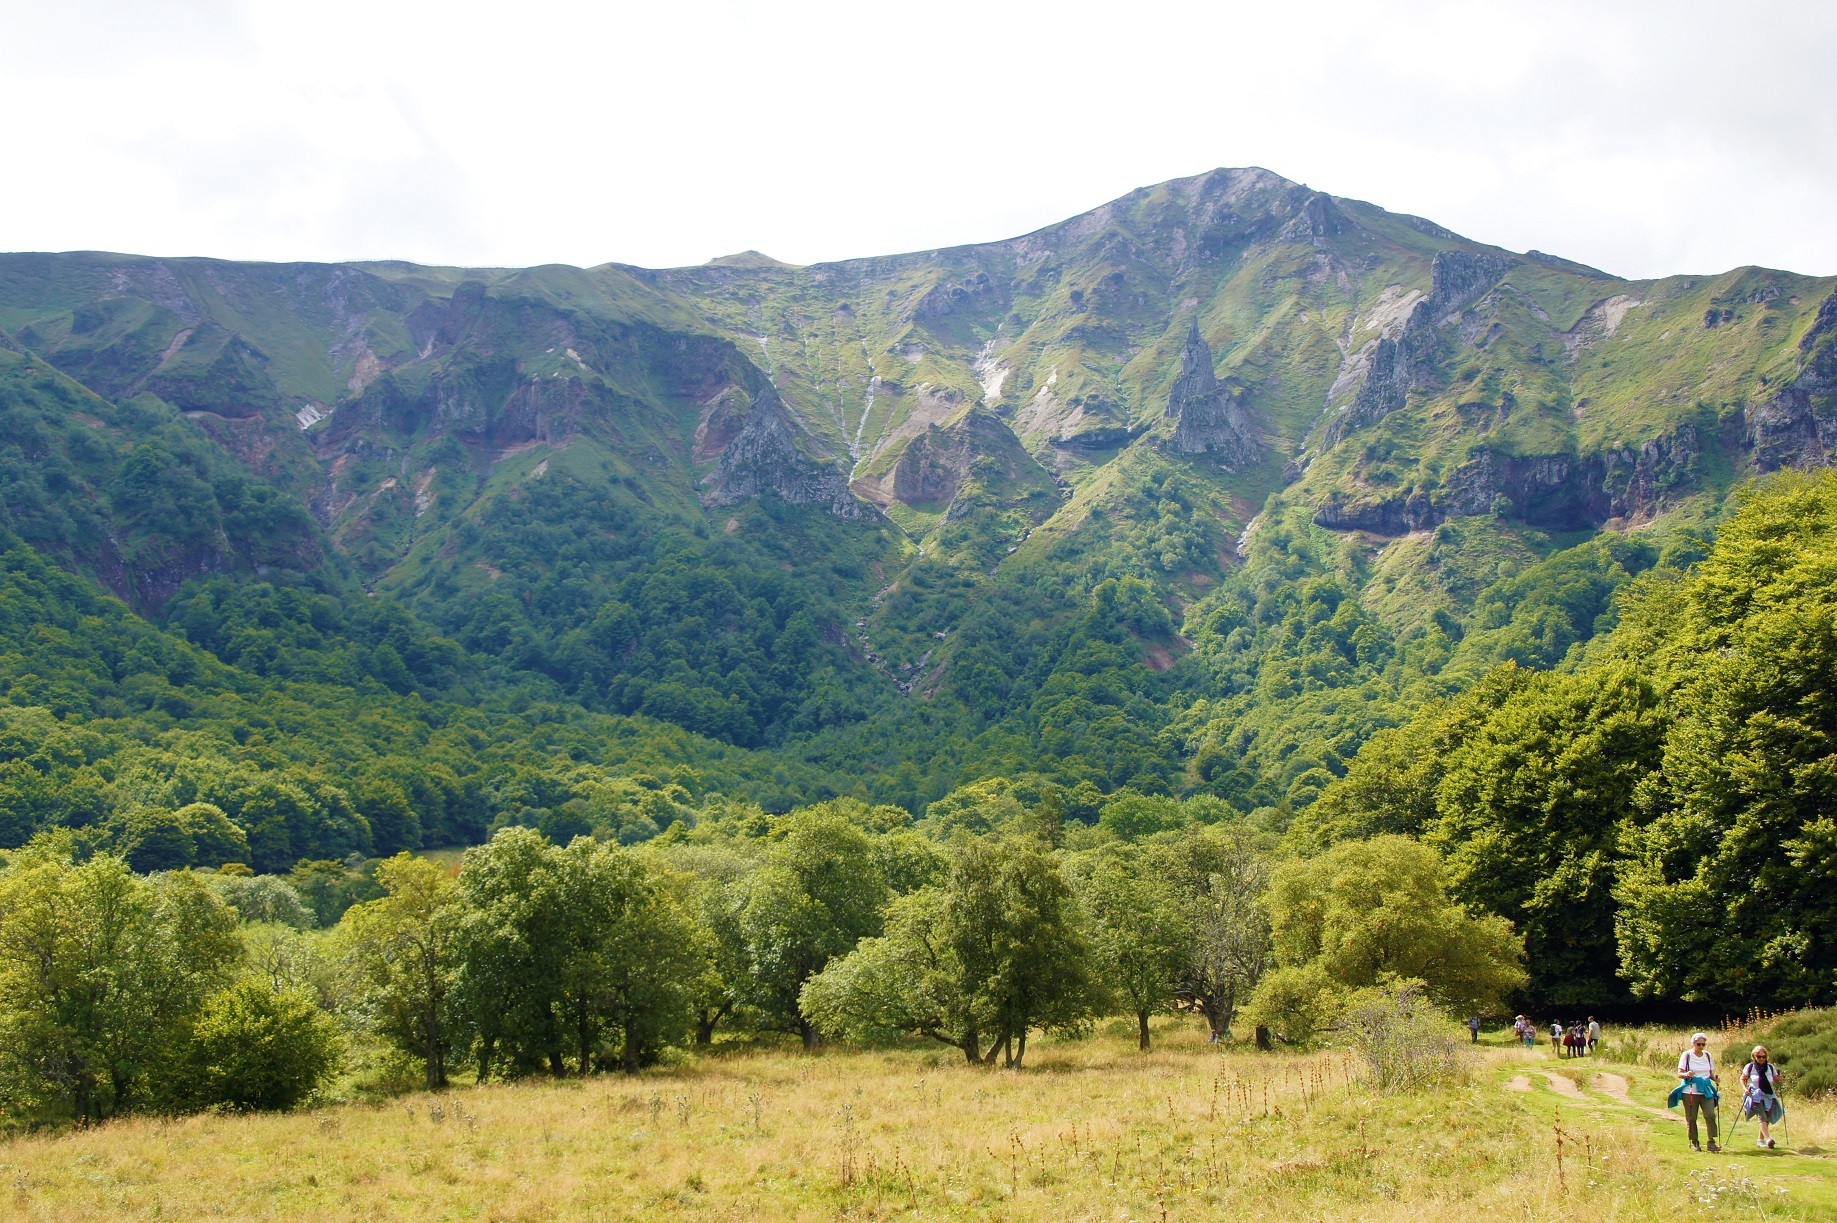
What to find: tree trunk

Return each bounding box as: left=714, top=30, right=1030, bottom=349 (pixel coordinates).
left=987, top=1031, right=1011, bottom=1067
left=798, top=1017, right=820, bottom=1052
left=1138, top=1010, right=1151, bottom=1052
left=428, top=1046, right=447, bottom=1091
left=1013, top=1028, right=1028, bottom=1071
left=962, top=1031, right=982, bottom=1065
left=1254, top=1025, right=1272, bottom=1051
left=623, top=1021, right=642, bottom=1075
left=477, top=1035, right=497, bottom=1082
left=696, top=1001, right=732, bottom=1047
left=73, top=1072, right=93, bottom=1126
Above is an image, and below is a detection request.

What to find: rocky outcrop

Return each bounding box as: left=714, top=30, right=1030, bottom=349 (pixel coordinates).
left=914, top=270, right=1003, bottom=322
left=702, top=383, right=867, bottom=519
left=1164, top=322, right=1259, bottom=467
left=1422, top=250, right=1521, bottom=323
left=406, top=281, right=489, bottom=354
left=1313, top=425, right=1703, bottom=535
left=891, top=424, right=970, bottom=506
left=1746, top=291, right=1837, bottom=471
left=883, top=407, right=1052, bottom=514
left=1324, top=250, right=1521, bottom=447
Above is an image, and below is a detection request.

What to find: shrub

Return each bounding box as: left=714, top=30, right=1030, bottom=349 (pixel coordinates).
left=1722, top=1009, right=1837, bottom=1097
left=1338, top=979, right=1466, bottom=1093
left=189, top=979, right=341, bottom=1111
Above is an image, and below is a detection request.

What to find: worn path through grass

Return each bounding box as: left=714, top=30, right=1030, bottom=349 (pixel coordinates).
left=1495, top=1039, right=1837, bottom=1218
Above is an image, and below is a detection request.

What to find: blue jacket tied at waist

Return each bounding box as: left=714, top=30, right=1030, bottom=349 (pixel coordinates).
left=1668, top=1076, right=1719, bottom=1107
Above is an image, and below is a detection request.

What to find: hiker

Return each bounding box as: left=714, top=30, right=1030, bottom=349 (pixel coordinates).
left=1587, top=1016, right=1601, bottom=1055
left=1519, top=1017, right=1535, bottom=1049
left=1551, top=1019, right=1563, bottom=1054
left=1742, top=1045, right=1785, bottom=1149
left=1670, top=1032, right=1721, bottom=1152
left=1468, top=1015, right=1481, bottom=1044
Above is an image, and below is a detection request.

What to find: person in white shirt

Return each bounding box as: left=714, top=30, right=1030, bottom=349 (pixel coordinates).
left=1586, top=1016, right=1601, bottom=1054
left=1677, top=1032, right=1720, bottom=1152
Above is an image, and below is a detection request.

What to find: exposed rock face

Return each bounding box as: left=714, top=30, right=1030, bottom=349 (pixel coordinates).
left=891, top=424, right=968, bottom=505
left=1324, top=250, right=1521, bottom=447
left=405, top=280, right=489, bottom=354
left=1164, top=322, right=1259, bottom=466
left=1747, top=290, right=1837, bottom=471
left=703, top=383, right=866, bottom=519
left=914, top=270, right=1003, bottom=322
left=1313, top=424, right=1703, bottom=535
left=883, top=407, right=1050, bottom=515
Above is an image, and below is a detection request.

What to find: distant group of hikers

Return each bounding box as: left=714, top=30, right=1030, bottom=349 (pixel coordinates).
left=1504, top=1013, right=1600, bottom=1055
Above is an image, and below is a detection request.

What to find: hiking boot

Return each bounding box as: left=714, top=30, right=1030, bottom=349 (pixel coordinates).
left=1767, top=1139, right=1776, bottom=1149
left=1758, top=1138, right=1770, bottom=1148
left=1691, top=1142, right=1702, bottom=1152
left=1708, top=1142, right=1721, bottom=1153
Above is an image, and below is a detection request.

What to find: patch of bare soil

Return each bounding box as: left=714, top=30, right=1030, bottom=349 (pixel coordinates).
left=1592, top=1072, right=1680, bottom=1121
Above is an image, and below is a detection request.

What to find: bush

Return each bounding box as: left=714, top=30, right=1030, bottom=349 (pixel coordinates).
left=189, top=979, right=341, bottom=1110
left=1338, top=979, right=1466, bottom=1094
left=1722, top=1009, right=1837, bottom=1097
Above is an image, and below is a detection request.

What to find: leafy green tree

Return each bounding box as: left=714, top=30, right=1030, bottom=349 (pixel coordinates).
left=454, top=828, right=708, bottom=1076
left=288, top=859, right=383, bottom=927
left=188, top=978, right=340, bottom=1110
left=1429, top=663, right=1663, bottom=1006
left=732, top=811, right=886, bottom=1049
left=800, top=887, right=986, bottom=1061
left=1157, top=822, right=1273, bottom=1040
left=804, top=835, right=1097, bottom=1068
left=208, top=873, right=316, bottom=928
left=1068, top=845, right=1186, bottom=1049
left=1256, top=836, right=1526, bottom=1017
left=108, top=802, right=251, bottom=872
left=552, top=836, right=707, bottom=1074
left=645, top=839, right=757, bottom=1046
left=1289, top=666, right=1533, bottom=852
left=340, top=854, right=464, bottom=1088
left=1615, top=473, right=1837, bottom=1006
left=0, top=838, right=239, bottom=1123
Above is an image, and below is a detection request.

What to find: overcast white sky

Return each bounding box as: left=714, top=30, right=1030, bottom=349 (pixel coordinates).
left=4, top=0, right=1833, bottom=279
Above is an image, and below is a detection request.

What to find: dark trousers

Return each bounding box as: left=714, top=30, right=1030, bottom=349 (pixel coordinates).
left=1684, top=1093, right=1718, bottom=1146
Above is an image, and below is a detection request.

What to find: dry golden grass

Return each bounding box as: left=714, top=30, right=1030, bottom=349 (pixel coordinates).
left=0, top=1020, right=1830, bottom=1220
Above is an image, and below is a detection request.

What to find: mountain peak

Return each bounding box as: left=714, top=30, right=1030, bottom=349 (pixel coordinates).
left=707, top=250, right=796, bottom=269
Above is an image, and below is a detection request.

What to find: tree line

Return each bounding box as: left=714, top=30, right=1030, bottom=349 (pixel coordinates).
left=0, top=792, right=1526, bottom=1127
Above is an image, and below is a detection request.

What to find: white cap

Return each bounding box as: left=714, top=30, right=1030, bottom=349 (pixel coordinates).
left=1691, top=1032, right=1709, bottom=1043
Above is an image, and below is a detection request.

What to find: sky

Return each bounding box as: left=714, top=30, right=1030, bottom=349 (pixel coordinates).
left=3, top=0, right=1833, bottom=279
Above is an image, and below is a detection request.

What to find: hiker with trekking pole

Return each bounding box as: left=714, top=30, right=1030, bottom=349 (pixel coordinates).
left=1739, top=1045, right=1785, bottom=1149
left=1668, top=1032, right=1721, bottom=1152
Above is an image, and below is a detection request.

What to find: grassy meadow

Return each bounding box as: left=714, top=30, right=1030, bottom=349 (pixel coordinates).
left=5, top=1019, right=1837, bottom=1221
